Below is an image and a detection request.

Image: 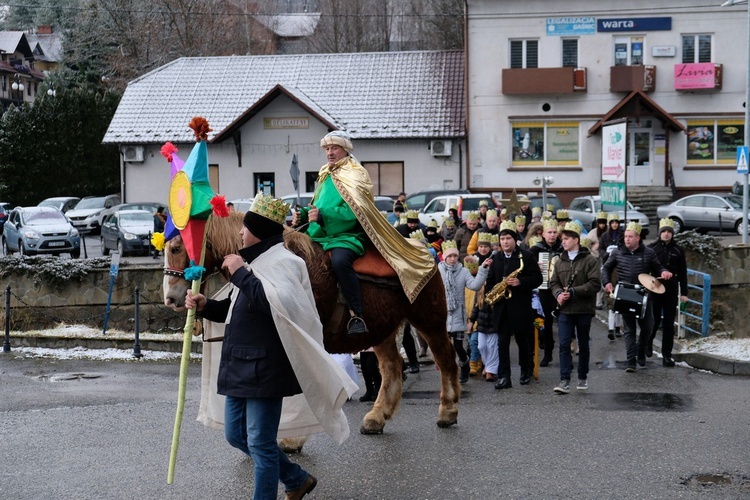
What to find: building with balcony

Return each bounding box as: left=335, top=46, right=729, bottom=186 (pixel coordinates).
left=0, top=30, right=48, bottom=110
left=466, top=0, right=747, bottom=204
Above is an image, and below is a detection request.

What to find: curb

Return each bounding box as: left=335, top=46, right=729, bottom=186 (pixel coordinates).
left=6, top=333, right=202, bottom=354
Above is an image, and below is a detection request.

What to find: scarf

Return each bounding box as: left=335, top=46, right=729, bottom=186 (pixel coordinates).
left=441, top=261, right=462, bottom=312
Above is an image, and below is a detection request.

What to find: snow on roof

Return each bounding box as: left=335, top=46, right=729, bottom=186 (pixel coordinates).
left=27, top=32, right=63, bottom=62
left=103, top=50, right=465, bottom=144
left=254, top=13, right=321, bottom=37
left=0, top=30, right=32, bottom=57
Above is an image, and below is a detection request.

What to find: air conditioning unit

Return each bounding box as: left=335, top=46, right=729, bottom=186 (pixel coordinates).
left=122, top=145, right=145, bottom=162
left=431, top=140, right=452, bottom=157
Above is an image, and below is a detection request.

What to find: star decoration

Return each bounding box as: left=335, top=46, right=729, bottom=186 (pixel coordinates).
left=502, top=188, right=525, bottom=216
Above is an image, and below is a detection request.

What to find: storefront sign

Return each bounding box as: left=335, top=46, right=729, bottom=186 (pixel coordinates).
left=263, top=117, right=309, bottom=129
left=597, top=17, right=671, bottom=32
left=652, top=45, right=676, bottom=57
left=546, top=17, right=596, bottom=36
left=547, top=126, right=579, bottom=161
left=600, top=181, right=626, bottom=209
left=674, top=63, right=720, bottom=90
left=602, top=122, right=627, bottom=182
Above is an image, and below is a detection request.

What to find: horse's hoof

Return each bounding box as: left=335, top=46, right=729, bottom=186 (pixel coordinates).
left=436, top=418, right=457, bottom=428
left=360, top=425, right=384, bottom=435
left=281, top=446, right=303, bottom=454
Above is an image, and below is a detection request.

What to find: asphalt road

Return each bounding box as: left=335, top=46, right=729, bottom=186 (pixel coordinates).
left=2, top=316, right=749, bottom=499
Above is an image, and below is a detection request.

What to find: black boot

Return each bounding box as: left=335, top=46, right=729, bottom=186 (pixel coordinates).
left=459, top=359, right=470, bottom=383
left=359, top=390, right=375, bottom=402
left=540, top=350, right=553, bottom=367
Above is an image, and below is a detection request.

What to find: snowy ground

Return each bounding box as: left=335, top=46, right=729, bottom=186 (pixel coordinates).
left=5, top=324, right=750, bottom=363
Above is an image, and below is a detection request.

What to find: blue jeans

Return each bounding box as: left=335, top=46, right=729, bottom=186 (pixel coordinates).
left=468, top=331, right=480, bottom=362
left=557, top=313, right=593, bottom=382
left=224, top=395, right=308, bottom=499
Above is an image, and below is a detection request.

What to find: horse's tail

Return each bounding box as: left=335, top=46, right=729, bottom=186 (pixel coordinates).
left=283, top=227, right=318, bottom=263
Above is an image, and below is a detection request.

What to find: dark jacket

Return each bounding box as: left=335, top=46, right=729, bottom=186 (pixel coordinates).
left=485, top=246, right=543, bottom=334
left=469, top=291, right=497, bottom=334
left=648, top=238, right=688, bottom=297
left=599, top=228, right=624, bottom=264
left=549, top=247, right=602, bottom=315
left=454, top=225, right=478, bottom=261
left=200, top=234, right=302, bottom=399
left=602, top=240, right=666, bottom=288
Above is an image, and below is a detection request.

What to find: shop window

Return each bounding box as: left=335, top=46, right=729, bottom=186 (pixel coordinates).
left=614, top=36, right=644, bottom=66
left=254, top=173, right=275, bottom=196
left=562, top=39, right=578, bottom=67
left=362, top=161, right=404, bottom=196
left=511, top=122, right=579, bottom=166
left=510, top=39, right=538, bottom=69
left=682, top=34, right=712, bottom=64
left=686, top=120, right=743, bottom=165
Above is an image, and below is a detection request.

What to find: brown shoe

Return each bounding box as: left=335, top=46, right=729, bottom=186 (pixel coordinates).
left=285, top=473, right=317, bottom=500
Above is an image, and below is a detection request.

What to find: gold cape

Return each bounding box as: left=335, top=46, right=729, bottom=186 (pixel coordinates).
left=317, top=156, right=437, bottom=303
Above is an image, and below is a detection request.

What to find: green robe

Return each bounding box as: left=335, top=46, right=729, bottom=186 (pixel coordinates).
left=304, top=175, right=367, bottom=255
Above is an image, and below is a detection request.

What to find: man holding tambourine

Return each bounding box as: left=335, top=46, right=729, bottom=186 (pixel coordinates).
left=602, top=221, right=672, bottom=373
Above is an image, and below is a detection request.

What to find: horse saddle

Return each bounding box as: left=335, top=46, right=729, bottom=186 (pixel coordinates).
left=352, top=245, right=397, bottom=279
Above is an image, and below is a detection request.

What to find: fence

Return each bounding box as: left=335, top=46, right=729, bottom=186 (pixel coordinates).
left=677, top=269, right=711, bottom=338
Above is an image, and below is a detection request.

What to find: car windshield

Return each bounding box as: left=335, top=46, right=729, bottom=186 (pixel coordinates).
left=25, top=210, right=67, bottom=225
left=38, top=200, right=61, bottom=209
left=724, top=195, right=743, bottom=209
left=120, top=213, right=153, bottom=226
left=462, top=197, right=493, bottom=211
left=75, top=197, right=106, bottom=209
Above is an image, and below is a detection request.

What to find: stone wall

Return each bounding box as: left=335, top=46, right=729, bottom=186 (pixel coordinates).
left=0, top=263, right=227, bottom=333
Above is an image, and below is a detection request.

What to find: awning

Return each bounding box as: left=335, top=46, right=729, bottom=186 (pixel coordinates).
left=588, top=90, right=686, bottom=136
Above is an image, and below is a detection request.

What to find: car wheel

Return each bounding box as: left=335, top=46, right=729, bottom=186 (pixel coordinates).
left=100, top=237, right=110, bottom=256
left=736, top=219, right=747, bottom=236
left=2, top=237, right=11, bottom=255
left=18, top=242, right=25, bottom=256
left=71, top=248, right=81, bottom=259
left=670, top=217, right=683, bottom=234
left=117, top=239, right=126, bottom=256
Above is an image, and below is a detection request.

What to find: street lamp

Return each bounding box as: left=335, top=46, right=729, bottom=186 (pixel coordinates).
left=47, top=88, right=56, bottom=97
left=533, top=176, right=554, bottom=213
left=10, top=74, right=24, bottom=102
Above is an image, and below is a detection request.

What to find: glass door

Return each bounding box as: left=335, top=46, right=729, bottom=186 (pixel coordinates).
left=628, top=128, right=652, bottom=186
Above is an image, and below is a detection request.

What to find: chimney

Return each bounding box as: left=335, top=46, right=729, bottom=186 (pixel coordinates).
left=37, top=25, right=53, bottom=35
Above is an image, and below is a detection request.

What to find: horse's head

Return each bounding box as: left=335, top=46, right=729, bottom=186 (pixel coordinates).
left=163, top=235, right=190, bottom=310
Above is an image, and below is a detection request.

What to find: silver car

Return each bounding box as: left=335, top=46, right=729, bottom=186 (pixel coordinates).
left=567, top=195, right=651, bottom=234
left=656, top=193, right=746, bottom=234
left=2, top=206, right=81, bottom=257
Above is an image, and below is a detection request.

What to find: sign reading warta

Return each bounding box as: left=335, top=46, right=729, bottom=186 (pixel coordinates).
left=602, top=122, right=627, bottom=182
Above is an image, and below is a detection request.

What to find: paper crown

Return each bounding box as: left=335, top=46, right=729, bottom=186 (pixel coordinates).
left=659, top=218, right=676, bottom=231
left=607, top=213, right=620, bottom=223
left=596, top=210, right=608, bottom=221
left=250, top=192, right=290, bottom=225
left=477, top=232, right=493, bottom=245
left=491, top=233, right=499, bottom=244
left=546, top=204, right=555, bottom=212
left=580, top=237, right=591, bottom=248
left=542, top=211, right=553, bottom=220
left=427, top=219, right=439, bottom=230
left=399, top=215, right=407, bottom=224
left=531, top=206, right=542, bottom=216
left=626, top=221, right=642, bottom=235
left=515, top=215, right=526, bottom=225
left=449, top=204, right=458, bottom=211
left=562, top=220, right=583, bottom=237
left=486, top=209, right=498, bottom=218
left=405, top=210, right=420, bottom=220
left=444, top=217, right=455, bottom=227
left=556, top=209, right=570, bottom=221
left=463, top=255, right=479, bottom=272
left=409, top=229, right=425, bottom=240
left=528, top=235, right=542, bottom=247
left=499, top=219, right=518, bottom=235
left=442, top=240, right=458, bottom=252
left=380, top=210, right=388, bottom=218
left=466, top=211, right=480, bottom=221
left=543, top=219, right=559, bottom=230
left=479, top=200, right=489, bottom=207
left=500, top=208, right=507, bottom=215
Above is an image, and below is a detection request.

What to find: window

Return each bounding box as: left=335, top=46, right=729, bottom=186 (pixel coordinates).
left=305, top=172, right=318, bottom=192
left=510, top=39, right=538, bottom=69
left=562, top=39, right=578, bottom=67
left=686, top=120, right=743, bottom=165
left=362, top=162, right=404, bottom=196
left=614, top=36, right=644, bottom=66
left=511, top=122, right=580, bottom=166
left=254, top=173, right=275, bottom=196
left=682, top=34, right=712, bottom=63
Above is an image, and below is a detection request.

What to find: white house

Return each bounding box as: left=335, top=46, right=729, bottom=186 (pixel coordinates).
left=102, top=51, right=466, bottom=203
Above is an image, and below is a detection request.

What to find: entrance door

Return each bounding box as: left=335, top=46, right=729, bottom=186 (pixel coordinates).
left=628, top=128, right=652, bottom=186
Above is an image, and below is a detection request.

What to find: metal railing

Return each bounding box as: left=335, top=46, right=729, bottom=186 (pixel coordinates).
left=677, top=269, right=711, bottom=338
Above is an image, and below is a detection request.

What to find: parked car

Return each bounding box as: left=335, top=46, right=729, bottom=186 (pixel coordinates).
left=37, top=197, right=81, bottom=213
left=418, top=193, right=498, bottom=225
left=65, top=194, right=121, bottom=234
left=656, top=193, right=747, bottom=235
left=567, top=195, right=651, bottom=235
left=0, top=205, right=7, bottom=234
left=2, top=206, right=80, bottom=257
left=404, top=189, right=470, bottom=212
left=100, top=210, right=155, bottom=256
left=526, top=193, right=564, bottom=213
left=111, top=202, right=166, bottom=214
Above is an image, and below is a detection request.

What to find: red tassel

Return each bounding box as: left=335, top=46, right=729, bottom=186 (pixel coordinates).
left=160, top=142, right=178, bottom=162
left=188, top=117, right=212, bottom=142
left=211, top=195, right=230, bottom=217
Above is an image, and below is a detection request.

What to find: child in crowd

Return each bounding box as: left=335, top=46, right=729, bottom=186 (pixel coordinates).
left=466, top=232, right=494, bottom=376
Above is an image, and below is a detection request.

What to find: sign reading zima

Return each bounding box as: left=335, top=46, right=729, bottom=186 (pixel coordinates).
left=597, top=17, right=672, bottom=32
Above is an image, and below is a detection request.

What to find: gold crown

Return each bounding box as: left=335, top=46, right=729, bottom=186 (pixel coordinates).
left=491, top=233, right=499, bottom=244
left=499, top=219, right=517, bottom=234
left=607, top=213, right=620, bottom=223
left=543, top=219, right=558, bottom=230
left=542, top=211, right=553, bottom=220
left=659, top=218, right=676, bottom=231
left=580, top=237, right=591, bottom=248
left=399, top=215, right=407, bottom=224
left=547, top=204, right=555, bottom=212
left=532, top=206, right=542, bottom=216
left=477, top=232, right=493, bottom=245
left=528, top=235, right=542, bottom=247
left=250, top=192, right=290, bottom=225
left=626, top=221, right=642, bottom=235
left=405, top=209, right=420, bottom=220
left=486, top=209, right=498, bottom=218
left=596, top=210, right=608, bottom=221
left=442, top=240, right=457, bottom=252
left=409, top=229, right=425, bottom=240
left=500, top=208, right=507, bottom=215
left=444, top=217, right=455, bottom=227
left=515, top=215, right=526, bottom=225
left=465, top=211, right=480, bottom=221
left=427, top=219, right=439, bottom=229
left=562, top=220, right=583, bottom=237
left=556, top=209, right=570, bottom=221
left=463, top=255, right=479, bottom=273
left=479, top=200, right=489, bottom=207
left=449, top=204, right=458, bottom=210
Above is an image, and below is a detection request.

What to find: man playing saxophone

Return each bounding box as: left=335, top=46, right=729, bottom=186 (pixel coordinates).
left=484, top=220, right=543, bottom=390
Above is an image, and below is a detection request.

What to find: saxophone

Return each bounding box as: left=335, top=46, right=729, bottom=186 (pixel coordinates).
left=486, top=256, right=524, bottom=305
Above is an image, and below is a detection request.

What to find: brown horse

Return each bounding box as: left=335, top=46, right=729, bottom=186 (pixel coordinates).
left=162, top=213, right=460, bottom=434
